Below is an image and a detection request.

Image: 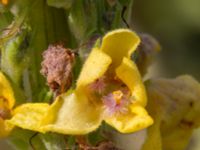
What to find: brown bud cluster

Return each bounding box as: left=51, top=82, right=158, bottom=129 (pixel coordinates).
left=40, top=44, right=75, bottom=95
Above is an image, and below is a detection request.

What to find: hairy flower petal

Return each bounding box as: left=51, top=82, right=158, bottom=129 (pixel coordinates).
left=101, top=29, right=140, bottom=68
left=0, top=72, right=15, bottom=109
left=7, top=103, right=50, bottom=133
left=40, top=91, right=103, bottom=135
left=0, top=72, right=15, bottom=137
left=77, top=48, right=112, bottom=89
left=105, top=104, right=153, bottom=133
left=116, top=58, right=147, bottom=107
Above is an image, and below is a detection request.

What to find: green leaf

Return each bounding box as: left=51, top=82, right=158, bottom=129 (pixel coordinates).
left=8, top=128, right=46, bottom=150
left=68, top=0, right=98, bottom=42
left=39, top=133, right=66, bottom=150
left=1, top=24, right=31, bottom=90
left=87, top=129, right=105, bottom=146
left=72, top=55, right=82, bottom=89
left=66, top=136, right=77, bottom=150
left=38, top=88, right=53, bottom=103
left=0, top=11, right=13, bottom=31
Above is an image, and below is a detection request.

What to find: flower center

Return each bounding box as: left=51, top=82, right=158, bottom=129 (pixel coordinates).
left=112, top=90, right=123, bottom=105
left=88, top=75, right=132, bottom=116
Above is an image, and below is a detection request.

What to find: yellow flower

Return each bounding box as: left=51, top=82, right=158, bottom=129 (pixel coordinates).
left=8, top=29, right=153, bottom=134
left=142, top=75, right=200, bottom=150
left=0, top=0, right=8, bottom=5
left=0, top=72, right=15, bottom=137
left=0, top=72, right=50, bottom=136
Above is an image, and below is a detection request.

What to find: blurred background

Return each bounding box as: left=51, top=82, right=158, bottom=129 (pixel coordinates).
left=132, top=0, right=200, bottom=150
left=133, top=0, right=200, bottom=79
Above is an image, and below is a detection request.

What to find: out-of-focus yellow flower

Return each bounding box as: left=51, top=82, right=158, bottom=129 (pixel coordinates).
left=142, top=75, right=200, bottom=150
left=0, top=71, right=50, bottom=136
left=8, top=29, right=153, bottom=134
left=0, top=72, right=15, bottom=138
left=0, top=0, right=8, bottom=5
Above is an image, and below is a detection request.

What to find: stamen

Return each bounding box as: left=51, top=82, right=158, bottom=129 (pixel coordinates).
left=102, top=89, right=131, bottom=116
left=88, top=75, right=132, bottom=116
left=112, top=90, right=123, bottom=104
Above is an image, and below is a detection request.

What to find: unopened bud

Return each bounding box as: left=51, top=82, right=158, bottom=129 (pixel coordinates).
left=134, top=33, right=160, bottom=76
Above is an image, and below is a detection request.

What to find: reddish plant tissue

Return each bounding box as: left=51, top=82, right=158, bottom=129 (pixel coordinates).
left=97, top=141, right=121, bottom=150
left=40, top=44, right=75, bottom=95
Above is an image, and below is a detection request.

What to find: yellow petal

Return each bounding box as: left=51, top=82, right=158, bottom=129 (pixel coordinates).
left=105, top=104, right=153, bottom=133
left=0, top=72, right=15, bottom=109
left=116, top=57, right=147, bottom=106
left=100, top=29, right=140, bottom=68
left=77, top=48, right=112, bottom=89
left=0, top=118, right=14, bottom=138
left=40, top=91, right=103, bottom=135
left=7, top=103, right=50, bottom=132
left=142, top=115, right=162, bottom=150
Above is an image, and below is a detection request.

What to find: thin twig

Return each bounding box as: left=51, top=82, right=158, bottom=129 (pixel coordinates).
left=121, top=6, right=130, bottom=28
left=29, top=132, right=39, bottom=150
